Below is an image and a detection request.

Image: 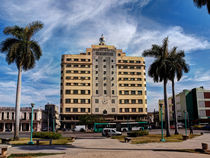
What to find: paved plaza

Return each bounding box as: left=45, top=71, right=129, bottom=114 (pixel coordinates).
left=7, top=131, right=210, bottom=158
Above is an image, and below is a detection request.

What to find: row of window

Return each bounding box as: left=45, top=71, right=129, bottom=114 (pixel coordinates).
left=118, top=72, right=141, bottom=75
left=64, top=107, right=145, bottom=113
left=95, top=71, right=114, bottom=75
left=118, top=60, right=144, bottom=64
left=64, top=90, right=91, bottom=95
left=95, top=59, right=115, bottom=62
left=66, top=58, right=91, bottom=62
left=119, top=99, right=144, bottom=104
left=119, top=108, right=144, bottom=113
left=65, top=108, right=90, bottom=113
left=118, top=65, right=144, bottom=69
left=95, top=77, right=115, bottom=81
left=119, top=83, right=143, bottom=87
left=119, top=90, right=142, bottom=95
left=65, top=83, right=90, bottom=86
left=65, top=70, right=90, bottom=74
left=0, top=112, right=37, bottom=120
left=95, top=83, right=115, bottom=87
left=65, top=76, right=91, bottom=80
left=65, top=64, right=91, bottom=68
left=65, top=99, right=91, bottom=104
left=118, top=78, right=145, bottom=81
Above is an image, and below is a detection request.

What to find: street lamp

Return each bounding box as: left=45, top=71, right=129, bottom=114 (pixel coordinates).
left=160, top=104, right=165, bottom=142
left=53, top=116, right=55, bottom=132
left=28, top=103, right=34, bottom=145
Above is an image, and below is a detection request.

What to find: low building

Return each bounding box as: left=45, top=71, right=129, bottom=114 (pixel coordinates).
left=0, top=107, right=42, bottom=132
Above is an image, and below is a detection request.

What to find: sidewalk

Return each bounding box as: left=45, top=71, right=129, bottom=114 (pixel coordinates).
left=8, top=133, right=210, bottom=158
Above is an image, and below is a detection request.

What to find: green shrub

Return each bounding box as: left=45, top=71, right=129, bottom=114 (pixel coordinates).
left=127, top=130, right=149, bottom=137
left=33, top=132, right=61, bottom=139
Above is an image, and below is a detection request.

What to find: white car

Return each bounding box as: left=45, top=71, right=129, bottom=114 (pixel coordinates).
left=102, top=128, right=122, bottom=136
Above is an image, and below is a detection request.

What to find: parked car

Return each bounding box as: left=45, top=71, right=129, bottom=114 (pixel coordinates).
left=73, top=125, right=86, bottom=132
left=102, top=128, right=122, bottom=137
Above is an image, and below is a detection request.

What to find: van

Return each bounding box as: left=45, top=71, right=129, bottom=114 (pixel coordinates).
left=102, top=128, right=122, bottom=136
left=73, top=125, right=86, bottom=132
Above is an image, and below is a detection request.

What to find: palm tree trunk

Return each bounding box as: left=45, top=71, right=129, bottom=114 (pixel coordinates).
left=164, top=79, right=171, bottom=137
left=172, top=79, right=179, bottom=135
left=14, top=66, right=22, bottom=140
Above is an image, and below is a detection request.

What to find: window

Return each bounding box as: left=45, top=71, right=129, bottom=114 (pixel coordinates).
left=74, top=65, right=79, bottom=67
left=104, top=77, right=106, bottom=80
left=104, top=90, right=107, bottom=94
left=118, top=60, right=121, bottom=63
left=81, top=90, right=85, bottom=94
left=88, top=52, right=90, bottom=55
left=119, top=91, right=122, bottom=95
left=96, top=83, right=98, bottom=86
left=123, top=60, right=127, bottom=63
left=124, top=78, right=128, bottom=81
left=124, top=91, right=129, bottom=95
left=112, top=108, right=115, bottom=112
left=136, top=60, right=141, bottom=63
left=96, top=90, right=98, bottom=94
left=1, top=113, right=4, bottom=120
left=66, top=70, right=71, bottom=73
left=111, top=77, right=114, bottom=81
left=65, top=99, right=71, bottom=103
left=138, top=99, right=143, bottom=104
left=125, top=108, right=129, bottom=112
left=130, top=78, right=135, bottom=81
left=81, top=108, right=86, bottom=112
left=112, top=83, right=114, bottom=86
left=111, top=60, right=114, bottom=62
left=131, top=84, right=135, bottom=87
left=130, top=66, right=134, bottom=69
left=118, top=53, right=121, bottom=56
left=112, top=99, right=115, bottom=103
left=12, top=112, right=14, bottom=120
left=88, top=90, right=90, bottom=94
left=66, top=58, right=71, bottom=61
left=104, top=83, right=106, bottom=86
left=88, top=108, right=90, bottom=113
left=138, top=108, right=143, bottom=112
left=130, top=60, right=134, bottom=63
left=103, top=65, right=106, bottom=68
left=81, top=99, right=86, bottom=104
left=131, top=99, right=136, bottom=104
left=95, top=99, right=99, bottom=103
left=132, top=108, right=136, bottom=112
left=138, top=91, right=142, bottom=95
left=96, top=77, right=98, bottom=80
left=66, top=64, right=71, bottom=67
left=124, top=99, right=129, bottom=104
left=73, top=90, right=78, bottom=94
left=96, top=65, right=98, bottom=68
left=112, top=71, right=114, bottom=74
left=73, top=99, right=78, bottom=103
left=74, top=70, right=78, bottom=73
left=120, top=108, right=122, bottom=112
left=73, top=108, right=78, bottom=112
left=74, top=59, right=79, bottom=61
left=96, top=59, right=98, bottom=62
left=66, top=83, right=71, bottom=86
left=88, top=99, right=90, bottom=104
left=137, top=78, right=142, bottom=81
left=95, top=108, right=99, bottom=112
left=131, top=91, right=136, bottom=95
left=81, top=71, right=85, bottom=74
left=81, top=59, right=86, bottom=61
left=66, top=90, right=71, bottom=94
left=112, top=65, right=114, bottom=68
left=119, top=100, right=122, bottom=104
left=81, top=65, right=85, bottom=67
left=24, top=112, right=26, bottom=120
left=112, top=90, right=114, bottom=94
left=104, top=71, right=106, bottom=74
left=137, top=72, right=141, bottom=75
left=103, top=59, right=106, bottom=62
left=137, top=84, right=142, bottom=87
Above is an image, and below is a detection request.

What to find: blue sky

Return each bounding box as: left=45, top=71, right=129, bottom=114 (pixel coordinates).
left=0, top=0, right=210, bottom=111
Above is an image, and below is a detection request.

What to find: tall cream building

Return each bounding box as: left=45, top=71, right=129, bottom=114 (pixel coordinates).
left=60, top=36, right=147, bottom=129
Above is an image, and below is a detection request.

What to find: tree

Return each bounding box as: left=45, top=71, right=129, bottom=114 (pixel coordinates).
left=168, top=47, right=189, bottom=135
left=143, top=37, right=171, bottom=137
left=193, top=0, right=210, bottom=14
left=0, top=21, right=43, bottom=140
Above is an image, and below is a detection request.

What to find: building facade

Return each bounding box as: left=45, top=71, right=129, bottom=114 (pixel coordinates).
left=60, top=36, right=147, bottom=129
left=0, top=107, right=42, bottom=132
left=158, top=87, right=210, bottom=124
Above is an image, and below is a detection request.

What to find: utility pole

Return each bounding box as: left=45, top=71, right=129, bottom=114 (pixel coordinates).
left=160, top=104, right=165, bottom=142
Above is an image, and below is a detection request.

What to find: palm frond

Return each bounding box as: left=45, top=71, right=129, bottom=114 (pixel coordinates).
left=26, top=21, right=43, bottom=40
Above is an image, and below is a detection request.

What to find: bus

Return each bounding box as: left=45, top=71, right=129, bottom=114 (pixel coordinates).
left=93, top=122, right=148, bottom=133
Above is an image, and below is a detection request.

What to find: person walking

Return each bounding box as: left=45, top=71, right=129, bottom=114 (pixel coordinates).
left=190, top=126, right=193, bottom=135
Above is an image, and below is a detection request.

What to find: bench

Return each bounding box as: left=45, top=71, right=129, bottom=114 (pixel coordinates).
left=0, top=145, right=11, bottom=158
left=124, top=137, right=131, bottom=143
left=34, top=139, right=52, bottom=145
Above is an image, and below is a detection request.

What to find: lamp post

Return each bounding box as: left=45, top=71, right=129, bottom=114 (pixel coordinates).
left=28, top=103, right=34, bottom=145
left=184, top=110, right=187, bottom=136
left=53, top=116, right=55, bottom=132
left=160, top=104, right=165, bottom=142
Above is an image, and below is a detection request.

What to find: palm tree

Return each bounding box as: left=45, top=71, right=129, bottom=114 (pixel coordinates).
left=0, top=21, right=43, bottom=140
left=143, top=37, right=171, bottom=137
left=168, top=47, right=189, bottom=135
left=193, top=0, right=210, bottom=14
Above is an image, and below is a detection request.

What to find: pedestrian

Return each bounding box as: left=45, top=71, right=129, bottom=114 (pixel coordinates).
left=190, top=126, right=193, bottom=134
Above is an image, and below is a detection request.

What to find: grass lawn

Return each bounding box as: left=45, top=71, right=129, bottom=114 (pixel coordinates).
left=112, top=134, right=200, bottom=144
left=9, top=137, right=74, bottom=145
